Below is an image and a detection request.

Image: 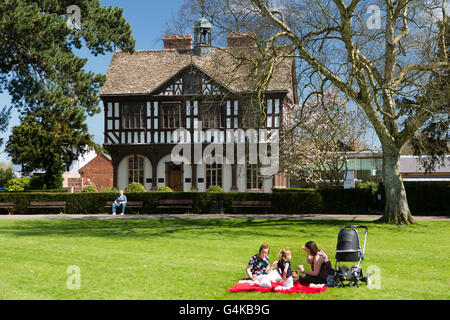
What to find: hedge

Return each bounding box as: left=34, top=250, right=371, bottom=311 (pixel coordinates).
left=0, top=184, right=447, bottom=215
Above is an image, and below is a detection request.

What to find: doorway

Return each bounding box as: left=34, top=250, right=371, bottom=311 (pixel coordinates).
left=166, top=162, right=183, bottom=191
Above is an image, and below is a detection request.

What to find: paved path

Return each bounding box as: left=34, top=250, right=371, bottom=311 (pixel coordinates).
left=0, top=214, right=448, bottom=221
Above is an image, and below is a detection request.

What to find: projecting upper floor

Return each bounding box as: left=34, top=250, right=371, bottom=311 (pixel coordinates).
left=100, top=35, right=297, bottom=146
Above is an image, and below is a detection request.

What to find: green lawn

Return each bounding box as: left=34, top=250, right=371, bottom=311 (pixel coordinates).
left=0, top=218, right=448, bottom=300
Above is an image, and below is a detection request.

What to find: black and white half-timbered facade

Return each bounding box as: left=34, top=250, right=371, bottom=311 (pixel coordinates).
left=100, top=18, right=297, bottom=192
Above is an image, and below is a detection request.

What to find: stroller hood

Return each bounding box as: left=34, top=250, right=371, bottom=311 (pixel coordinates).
left=336, top=228, right=361, bottom=251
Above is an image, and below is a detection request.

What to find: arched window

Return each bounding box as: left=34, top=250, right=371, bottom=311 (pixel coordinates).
left=128, top=155, right=144, bottom=185
left=206, top=163, right=222, bottom=189
left=247, top=163, right=263, bottom=190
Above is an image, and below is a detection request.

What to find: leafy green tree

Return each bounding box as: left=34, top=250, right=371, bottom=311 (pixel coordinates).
left=0, top=0, right=134, bottom=116
left=6, top=106, right=94, bottom=189
left=0, top=0, right=135, bottom=187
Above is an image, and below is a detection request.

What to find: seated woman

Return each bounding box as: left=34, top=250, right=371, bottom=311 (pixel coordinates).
left=246, top=244, right=271, bottom=280
left=297, top=241, right=332, bottom=285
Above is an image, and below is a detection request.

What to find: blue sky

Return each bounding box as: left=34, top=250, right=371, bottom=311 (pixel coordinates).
left=0, top=0, right=185, bottom=163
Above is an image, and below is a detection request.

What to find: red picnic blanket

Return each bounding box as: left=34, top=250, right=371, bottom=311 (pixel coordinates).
left=228, top=279, right=327, bottom=294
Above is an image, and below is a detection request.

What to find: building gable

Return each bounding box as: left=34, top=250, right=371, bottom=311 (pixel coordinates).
left=151, top=64, right=233, bottom=97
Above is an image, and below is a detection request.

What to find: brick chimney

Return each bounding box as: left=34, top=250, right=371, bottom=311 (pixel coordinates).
left=163, top=34, right=193, bottom=50
left=227, top=32, right=257, bottom=48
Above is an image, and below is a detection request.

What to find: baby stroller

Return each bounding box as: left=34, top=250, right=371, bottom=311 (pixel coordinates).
left=332, top=225, right=370, bottom=288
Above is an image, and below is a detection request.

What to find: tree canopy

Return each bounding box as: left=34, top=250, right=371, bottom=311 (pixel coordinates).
left=178, top=0, right=449, bottom=224
left=0, top=0, right=135, bottom=187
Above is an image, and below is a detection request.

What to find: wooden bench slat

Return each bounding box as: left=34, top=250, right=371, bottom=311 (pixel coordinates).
left=0, top=202, right=15, bottom=206
left=29, top=202, right=66, bottom=206
left=158, top=199, right=193, bottom=214
left=232, top=201, right=271, bottom=206
left=105, top=201, right=143, bottom=206
left=0, top=202, right=15, bottom=215
left=105, top=201, right=144, bottom=214
left=158, top=200, right=193, bottom=204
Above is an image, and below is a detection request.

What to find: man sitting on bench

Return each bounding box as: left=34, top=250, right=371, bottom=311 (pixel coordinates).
left=112, top=190, right=127, bottom=215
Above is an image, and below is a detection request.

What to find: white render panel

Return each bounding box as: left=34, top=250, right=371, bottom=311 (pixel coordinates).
left=107, top=102, right=112, bottom=117
left=274, top=99, right=280, bottom=113
left=223, top=164, right=232, bottom=192
left=268, top=99, right=273, bottom=114
left=114, top=102, right=119, bottom=117
left=196, top=164, right=205, bottom=192
left=147, top=102, right=151, bottom=116
left=236, top=164, right=246, bottom=192
left=154, top=132, right=158, bottom=143
left=107, top=120, right=113, bottom=130
left=183, top=163, right=192, bottom=191
left=186, top=101, right=191, bottom=115
left=154, top=119, right=158, bottom=129
left=227, top=101, right=231, bottom=115
left=117, top=157, right=128, bottom=190
left=234, top=101, right=238, bottom=115
left=263, top=176, right=273, bottom=193
left=109, top=133, right=119, bottom=144
left=115, top=120, right=119, bottom=129
left=154, top=102, right=158, bottom=116
left=193, top=101, right=198, bottom=116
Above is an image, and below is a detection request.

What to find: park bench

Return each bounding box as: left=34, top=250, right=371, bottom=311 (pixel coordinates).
left=231, top=200, right=271, bottom=214
left=28, top=201, right=66, bottom=214
left=105, top=201, right=144, bottom=214
left=0, top=202, right=15, bottom=215
left=157, top=199, right=193, bottom=214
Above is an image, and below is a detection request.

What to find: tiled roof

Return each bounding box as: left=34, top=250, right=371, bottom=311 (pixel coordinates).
left=100, top=46, right=295, bottom=96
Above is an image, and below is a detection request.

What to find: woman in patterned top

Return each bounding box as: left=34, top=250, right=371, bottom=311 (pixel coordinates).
left=297, top=241, right=332, bottom=285
left=246, top=244, right=273, bottom=280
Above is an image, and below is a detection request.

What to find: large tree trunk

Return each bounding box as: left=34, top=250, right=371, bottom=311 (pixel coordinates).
left=379, top=148, right=415, bottom=224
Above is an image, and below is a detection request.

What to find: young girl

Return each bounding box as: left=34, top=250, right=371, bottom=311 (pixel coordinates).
left=274, top=249, right=294, bottom=289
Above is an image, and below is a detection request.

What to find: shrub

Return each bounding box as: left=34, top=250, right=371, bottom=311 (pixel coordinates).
left=207, top=185, right=224, bottom=193
left=5, top=177, right=31, bottom=191
left=82, top=185, right=97, bottom=193
left=0, top=168, right=13, bottom=187
left=125, top=182, right=146, bottom=193
left=102, top=187, right=119, bottom=193
left=357, top=181, right=380, bottom=193
left=158, top=186, right=173, bottom=192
